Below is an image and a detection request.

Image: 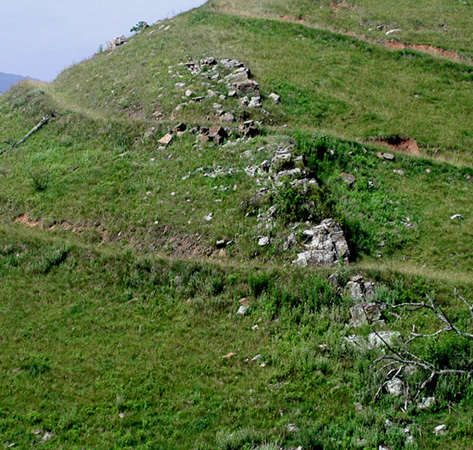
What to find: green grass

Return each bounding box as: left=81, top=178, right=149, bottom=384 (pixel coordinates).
left=1, top=225, right=473, bottom=449
left=209, top=0, right=473, bottom=60
left=1, top=1, right=473, bottom=448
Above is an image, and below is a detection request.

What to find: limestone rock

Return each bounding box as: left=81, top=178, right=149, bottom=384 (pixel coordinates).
left=349, top=302, right=383, bottom=327
left=386, top=377, right=404, bottom=397
left=234, top=80, right=260, bottom=96
left=293, top=219, right=349, bottom=267
left=107, top=35, right=127, bottom=51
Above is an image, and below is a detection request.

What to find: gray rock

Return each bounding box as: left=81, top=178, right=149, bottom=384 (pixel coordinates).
left=349, top=302, right=383, bottom=327
left=201, top=56, right=217, bottom=66
left=269, top=93, right=281, bottom=103
left=274, top=168, right=303, bottom=183
left=237, top=305, right=248, bottom=315
left=225, top=71, right=250, bottom=83
left=434, top=424, right=447, bottom=435
left=107, top=35, right=127, bottom=50
left=368, top=331, right=400, bottom=348
left=341, top=172, right=357, bottom=187
left=417, top=397, right=435, bottom=410
left=233, top=80, right=260, bottom=96
left=248, top=96, right=263, bottom=108
left=386, top=377, right=404, bottom=397
left=271, top=150, right=293, bottom=172
left=258, top=236, right=270, bottom=246
left=294, top=219, right=349, bottom=267
left=220, top=112, right=235, bottom=122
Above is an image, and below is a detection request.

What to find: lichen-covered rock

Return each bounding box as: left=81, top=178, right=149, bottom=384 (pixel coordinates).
left=293, top=219, right=349, bottom=267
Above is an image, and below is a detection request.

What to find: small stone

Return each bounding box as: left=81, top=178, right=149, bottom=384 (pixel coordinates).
left=269, top=93, right=281, bottom=103
left=158, top=133, right=173, bottom=146
left=239, top=298, right=250, bottom=306
left=220, top=112, right=235, bottom=122
left=228, top=90, right=237, bottom=97
left=185, top=89, right=195, bottom=97
left=251, top=354, right=261, bottom=361
left=287, top=424, right=300, bottom=433
left=175, top=82, right=186, bottom=88
left=237, top=305, right=248, bottom=315
left=393, top=169, right=405, bottom=175
left=204, top=213, right=213, bottom=221
left=450, top=214, right=463, bottom=220
left=368, top=331, right=400, bottom=348
left=216, top=240, right=227, bottom=249
left=119, top=412, right=126, bottom=419
left=222, top=352, right=237, bottom=359
left=386, top=377, right=404, bottom=397
left=355, top=402, right=363, bottom=411
left=434, top=424, right=447, bottom=435
left=248, top=96, right=262, bottom=108
left=341, top=172, right=357, bottom=186
left=417, top=397, right=435, bottom=410
left=213, top=103, right=222, bottom=109
left=258, top=236, right=270, bottom=246
left=377, top=152, right=395, bottom=161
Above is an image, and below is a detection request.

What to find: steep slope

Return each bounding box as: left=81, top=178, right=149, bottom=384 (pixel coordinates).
left=1, top=1, right=473, bottom=449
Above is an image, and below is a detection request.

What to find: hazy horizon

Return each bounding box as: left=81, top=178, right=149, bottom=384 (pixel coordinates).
left=1, top=0, right=207, bottom=82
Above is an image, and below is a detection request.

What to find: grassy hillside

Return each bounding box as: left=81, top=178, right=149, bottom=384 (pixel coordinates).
left=208, top=0, right=473, bottom=60
left=1, top=1, right=473, bottom=448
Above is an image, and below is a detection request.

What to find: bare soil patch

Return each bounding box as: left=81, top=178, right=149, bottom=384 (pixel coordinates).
left=374, top=136, right=421, bottom=156
left=384, top=41, right=461, bottom=61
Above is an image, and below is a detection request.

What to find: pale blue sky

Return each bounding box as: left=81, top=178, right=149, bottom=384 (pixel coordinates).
left=1, top=0, right=207, bottom=81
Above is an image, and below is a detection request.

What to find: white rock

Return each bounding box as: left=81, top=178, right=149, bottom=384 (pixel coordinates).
left=386, top=377, right=404, bottom=397
left=450, top=214, right=463, bottom=220
left=204, top=213, right=213, bottom=221
left=434, top=424, right=447, bottom=435
left=258, top=236, right=270, bottom=246
left=249, top=96, right=263, bottom=108
left=417, top=396, right=435, bottom=410
left=269, top=93, right=281, bottom=103
left=368, top=331, right=400, bottom=348
left=237, top=305, right=248, bottom=315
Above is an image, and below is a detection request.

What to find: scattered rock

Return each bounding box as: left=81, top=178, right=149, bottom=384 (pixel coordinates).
left=201, top=56, right=217, bottom=66
left=349, top=302, right=384, bottom=327
left=287, top=424, right=300, bottom=433
left=220, top=112, right=235, bottom=122
left=377, top=152, right=396, bottom=161
left=158, top=133, right=174, bottom=146
left=450, top=214, right=463, bottom=220
left=417, top=396, right=436, bottom=410
left=386, top=377, right=404, bottom=397
left=269, top=93, right=281, bottom=103
left=185, top=89, right=195, bottom=97
left=341, top=172, right=357, bottom=187
left=248, top=96, right=263, bottom=108
left=216, top=240, right=227, bottom=249
left=433, top=424, right=447, bottom=435
left=222, top=352, right=237, bottom=359
left=207, top=126, right=228, bottom=145
left=258, top=236, right=270, bottom=246
left=233, top=80, right=260, bottom=96
left=204, top=213, right=213, bottom=221
left=171, top=122, right=186, bottom=133
left=237, top=305, right=248, bottom=315
left=175, top=82, right=186, bottom=88
left=293, top=219, right=349, bottom=267
left=393, top=169, right=405, bottom=175
left=355, top=402, right=364, bottom=411
left=107, top=35, right=127, bottom=51
left=368, top=331, right=400, bottom=348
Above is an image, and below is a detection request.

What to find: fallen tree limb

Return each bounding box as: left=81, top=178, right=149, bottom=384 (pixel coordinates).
left=0, top=114, right=53, bottom=156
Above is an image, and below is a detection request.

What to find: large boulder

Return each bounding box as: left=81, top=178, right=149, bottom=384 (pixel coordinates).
left=293, top=219, right=349, bottom=267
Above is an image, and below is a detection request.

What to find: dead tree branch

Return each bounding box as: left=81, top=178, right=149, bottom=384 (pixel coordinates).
left=0, top=114, right=53, bottom=157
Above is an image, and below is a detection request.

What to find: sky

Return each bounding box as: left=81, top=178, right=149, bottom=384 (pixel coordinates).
left=1, top=0, right=207, bottom=81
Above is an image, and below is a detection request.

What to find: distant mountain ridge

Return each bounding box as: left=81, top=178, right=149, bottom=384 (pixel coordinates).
left=0, top=72, right=30, bottom=94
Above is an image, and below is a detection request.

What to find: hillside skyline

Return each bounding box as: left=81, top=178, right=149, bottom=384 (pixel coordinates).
left=1, top=0, right=206, bottom=81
